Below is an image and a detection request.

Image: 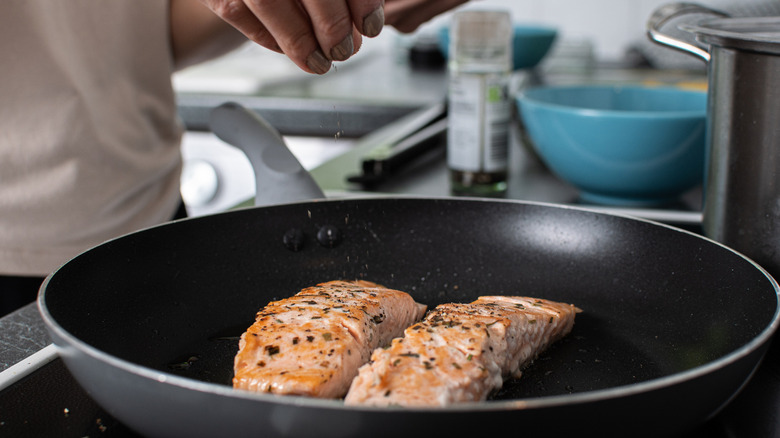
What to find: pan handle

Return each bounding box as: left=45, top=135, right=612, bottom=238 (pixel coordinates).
left=646, top=2, right=729, bottom=63
left=209, top=102, right=326, bottom=207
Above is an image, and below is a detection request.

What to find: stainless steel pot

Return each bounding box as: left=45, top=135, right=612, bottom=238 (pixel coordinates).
left=648, top=3, right=780, bottom=279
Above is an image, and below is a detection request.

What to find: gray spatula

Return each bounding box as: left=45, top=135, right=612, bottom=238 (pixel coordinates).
left=209, top=102, right=325, bottom=207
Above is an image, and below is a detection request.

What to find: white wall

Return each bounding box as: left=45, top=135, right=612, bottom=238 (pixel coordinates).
left=409, top=0, right=739, bottom=62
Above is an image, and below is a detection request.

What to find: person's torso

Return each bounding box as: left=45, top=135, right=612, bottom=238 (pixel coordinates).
left=0, top=0, right=183, bottom=275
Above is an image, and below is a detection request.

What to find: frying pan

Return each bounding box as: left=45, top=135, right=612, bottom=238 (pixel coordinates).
left=38, top=104, right=779, bottom=438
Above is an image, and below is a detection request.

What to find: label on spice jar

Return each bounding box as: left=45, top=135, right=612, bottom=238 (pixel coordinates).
left=447, top=72, right=510, bottom=172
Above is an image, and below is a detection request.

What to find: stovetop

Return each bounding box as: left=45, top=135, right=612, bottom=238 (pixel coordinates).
left=1, top=354, right=137, bottom=436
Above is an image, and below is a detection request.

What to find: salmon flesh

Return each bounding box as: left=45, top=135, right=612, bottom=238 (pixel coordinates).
left=233, top=280, right=427, bottom=398
left=344, top=296, right=581, bottom=406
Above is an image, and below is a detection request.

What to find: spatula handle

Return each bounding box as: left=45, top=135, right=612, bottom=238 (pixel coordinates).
left=209, top=102, right=326, bottom=207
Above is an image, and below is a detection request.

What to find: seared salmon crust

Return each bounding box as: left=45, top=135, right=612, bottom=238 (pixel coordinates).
left=344, top=296, right=581, bottom=406
left=233, top=280, right=427, bottom=398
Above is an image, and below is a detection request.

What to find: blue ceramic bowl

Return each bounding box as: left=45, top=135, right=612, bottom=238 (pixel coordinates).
left=517, top=85, right=707, bottom=206
left=438, top=24, right=557, bottom=70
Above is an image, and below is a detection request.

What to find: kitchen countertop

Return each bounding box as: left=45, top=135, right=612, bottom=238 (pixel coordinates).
left=176, top=41, right=450, bottom=136
left=308, top=107, right=705, bottom=228
left=0, top=304, right=50, bottom=371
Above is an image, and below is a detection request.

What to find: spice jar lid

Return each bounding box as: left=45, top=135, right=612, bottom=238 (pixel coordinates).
left=681, top=17, right=780, bottom=55
left=450, top=10, right=512, bottom=72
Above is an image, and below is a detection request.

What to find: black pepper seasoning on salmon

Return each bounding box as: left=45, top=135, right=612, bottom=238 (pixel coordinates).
left=233, top=280, right=426, bottom=398
left=345, top=296, right=581, bottom=407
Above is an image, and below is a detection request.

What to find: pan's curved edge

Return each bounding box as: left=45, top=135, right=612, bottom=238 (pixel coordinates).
left=35, top=197, right=780, bottom=420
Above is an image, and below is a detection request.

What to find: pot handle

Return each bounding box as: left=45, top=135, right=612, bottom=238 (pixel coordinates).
left=209, top=102, right=326, bottom=207
left=646, top=2, right=729, bottom=63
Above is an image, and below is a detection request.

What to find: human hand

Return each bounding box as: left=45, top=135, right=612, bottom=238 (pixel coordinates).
left=197, top=0, right=387, bottom=74
left=384, top=0, right=469, bottom=33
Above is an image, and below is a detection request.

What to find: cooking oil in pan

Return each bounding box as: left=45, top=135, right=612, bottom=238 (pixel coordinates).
left=164, top=324, right=248, bottom=385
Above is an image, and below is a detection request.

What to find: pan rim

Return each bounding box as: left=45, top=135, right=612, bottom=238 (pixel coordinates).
left=37, top=197, right=780, bottom=413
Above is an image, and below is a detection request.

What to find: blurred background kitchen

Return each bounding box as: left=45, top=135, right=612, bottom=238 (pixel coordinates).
left=176, top=0, right=777, bottom=217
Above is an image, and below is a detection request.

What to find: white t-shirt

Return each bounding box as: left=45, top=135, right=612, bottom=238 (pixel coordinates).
left=0, top=1, right=184, bottom=276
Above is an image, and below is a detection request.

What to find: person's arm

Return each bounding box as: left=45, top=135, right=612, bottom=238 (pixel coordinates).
left=169, top=0, right=248, bottom=71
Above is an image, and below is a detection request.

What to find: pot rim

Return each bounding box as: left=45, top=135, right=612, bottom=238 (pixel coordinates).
left=681, top=16, right=780, bottom=54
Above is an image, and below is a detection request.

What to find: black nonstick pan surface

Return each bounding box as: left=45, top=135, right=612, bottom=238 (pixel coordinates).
left=39, top=197, right=779, bottom=437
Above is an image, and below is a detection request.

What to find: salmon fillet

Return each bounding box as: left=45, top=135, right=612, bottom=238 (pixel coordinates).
left=233, top=280, right=427, bottom=398
left=344, top=296, right=581, bottom=407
